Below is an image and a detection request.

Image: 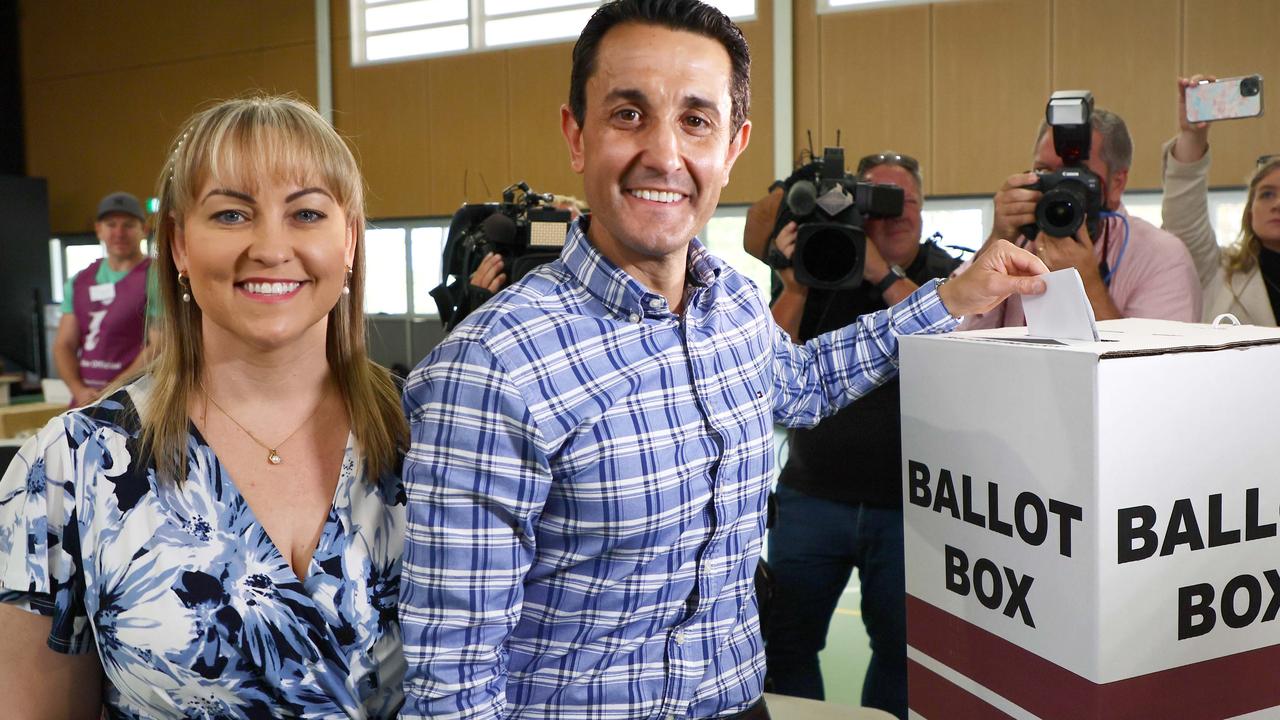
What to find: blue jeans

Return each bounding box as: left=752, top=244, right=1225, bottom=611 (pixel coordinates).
left=764, top=484, right=907, bottom=720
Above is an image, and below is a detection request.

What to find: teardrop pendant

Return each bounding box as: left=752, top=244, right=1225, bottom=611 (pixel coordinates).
left=268, top=450, right=282, bottom=465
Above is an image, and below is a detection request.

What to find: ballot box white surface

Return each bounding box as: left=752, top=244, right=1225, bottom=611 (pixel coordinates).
left=899, top=319, right=1280, bottom=720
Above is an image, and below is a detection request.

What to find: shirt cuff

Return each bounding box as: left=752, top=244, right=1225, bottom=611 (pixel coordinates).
left=889, top=278, right=961, bottom=335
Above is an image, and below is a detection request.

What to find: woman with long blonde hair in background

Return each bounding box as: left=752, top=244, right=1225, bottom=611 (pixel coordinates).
left=1163, top=74, right=1280, bottom=325
left=0, top=95, right=409, bottom=718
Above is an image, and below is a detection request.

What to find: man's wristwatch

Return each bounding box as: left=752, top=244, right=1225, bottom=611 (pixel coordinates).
left=873, top=264, right=907, bottom=296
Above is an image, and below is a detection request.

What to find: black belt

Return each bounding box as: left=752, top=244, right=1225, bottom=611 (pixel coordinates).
left=716, top=697, right=770, bottom=720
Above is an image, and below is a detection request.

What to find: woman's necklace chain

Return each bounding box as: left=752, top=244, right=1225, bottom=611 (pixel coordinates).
left=199, top=380, right=330, bottom=466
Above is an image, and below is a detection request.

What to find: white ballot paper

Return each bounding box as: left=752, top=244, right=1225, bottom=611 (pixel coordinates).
left=1021, top=267, right=1099, bottom=342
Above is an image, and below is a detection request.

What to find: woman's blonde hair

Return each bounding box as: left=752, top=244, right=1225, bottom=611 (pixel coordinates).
left=1224, top=157, right=1280, bottom=278
left=143, top=94, right=407, bottom=484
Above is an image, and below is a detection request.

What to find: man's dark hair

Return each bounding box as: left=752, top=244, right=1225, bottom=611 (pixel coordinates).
left=569, top=0, right=751, bottom=135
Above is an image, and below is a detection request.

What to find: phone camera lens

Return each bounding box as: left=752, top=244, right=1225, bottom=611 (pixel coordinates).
left=1242, top=76, right=1261, bottom=97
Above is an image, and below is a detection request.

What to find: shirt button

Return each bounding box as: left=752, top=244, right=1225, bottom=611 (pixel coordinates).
left=673, top=630, right=685, bottom=645
left=648, top=297, right=664, bottom=309
left=628, top=313, right=641, bottom=323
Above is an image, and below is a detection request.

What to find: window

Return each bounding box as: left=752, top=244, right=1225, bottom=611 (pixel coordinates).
left=1126, top=189, right=1245, bottom=249
left=1209, top=193, right=1246, bottom=249
left=351, top=0, right=756, bottom=65
left=700, top=206, right=773, bottom=306
left=411, top=226, right=448, bottom=314
left=49, top=237, right=104, bottom=304
left=364, top=227, right=411, bottom=314
left=921, top=197, right=991, bottom=261
left=819, top=0, right=939, bottom=14
left=361, top=218, right=453, bottom=316
left=1123, top=192, right=1163, bottom=230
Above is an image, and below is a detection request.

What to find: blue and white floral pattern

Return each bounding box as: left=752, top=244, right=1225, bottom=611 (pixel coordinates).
left=0, top=380, right=406, bottom=718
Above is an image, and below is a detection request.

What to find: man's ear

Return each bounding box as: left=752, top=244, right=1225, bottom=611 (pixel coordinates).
left=1107, top=167, right=1129, bottom=208
left=721, top=119, right=752, bottom=187
left=561, top=104, right=586, bottom=174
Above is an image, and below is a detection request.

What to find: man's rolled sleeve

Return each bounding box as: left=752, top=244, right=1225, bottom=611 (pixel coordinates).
left=770, top=279, right=957, bottom=427
left=400, top=338, right=552, bottom=720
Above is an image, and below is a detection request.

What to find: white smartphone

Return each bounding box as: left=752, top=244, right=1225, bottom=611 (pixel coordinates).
left=1186, top=75, right=1264, bottom=123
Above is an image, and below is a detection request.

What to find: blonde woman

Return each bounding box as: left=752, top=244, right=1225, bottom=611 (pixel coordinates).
left=1162, top=74, right=1280, bottom=324
left=0, top=96, right=408, bottom=718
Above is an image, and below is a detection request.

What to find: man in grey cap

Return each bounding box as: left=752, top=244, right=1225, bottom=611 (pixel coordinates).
left=53, top=191, right=160, bottom=406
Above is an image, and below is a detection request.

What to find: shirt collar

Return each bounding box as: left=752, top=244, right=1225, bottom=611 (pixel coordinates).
left=560, top=215, right=724, bottom=320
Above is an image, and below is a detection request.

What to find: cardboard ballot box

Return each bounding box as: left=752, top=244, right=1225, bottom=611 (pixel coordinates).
left=900, top=319, right=1280, bottom=720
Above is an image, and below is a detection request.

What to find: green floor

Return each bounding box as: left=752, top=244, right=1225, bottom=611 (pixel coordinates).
left=818, top=581, right=872, bottom=706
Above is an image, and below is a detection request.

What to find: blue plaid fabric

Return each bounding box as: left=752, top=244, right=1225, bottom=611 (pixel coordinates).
left=400, top=219, right=957, bottom=719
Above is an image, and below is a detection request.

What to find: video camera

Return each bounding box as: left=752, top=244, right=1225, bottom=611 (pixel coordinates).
left=1020, top=90, right=1105, bottom=241
left=767, top=147, right=904, bottom=290
left=430, top=182, right=572, bottom=330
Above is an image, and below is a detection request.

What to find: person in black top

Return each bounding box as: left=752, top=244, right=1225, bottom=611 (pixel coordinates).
left=762, top=152, right=961, bottom=720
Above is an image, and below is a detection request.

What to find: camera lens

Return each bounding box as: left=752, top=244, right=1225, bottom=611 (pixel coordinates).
left=794, top=223, right=865, bottom=289
left=802, top=227, right=858, bottom=283
left=1035, top=186, right=1085, bottom=238
left=1241, top=76, right=1261, bottom=97
left=1044, top=201, right=1075, bottom=229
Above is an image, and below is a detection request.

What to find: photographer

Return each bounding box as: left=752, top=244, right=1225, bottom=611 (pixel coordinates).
left=433, top=190, right=582, bottom=329
left=467, top=195, right=587, bottom=295
left=759, top=152, right=959, bottom=720
left=965, top=105, right=1200, bottom=329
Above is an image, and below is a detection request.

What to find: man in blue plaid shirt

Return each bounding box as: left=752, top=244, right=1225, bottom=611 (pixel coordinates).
left=400, top=1, right=1048, bottom=718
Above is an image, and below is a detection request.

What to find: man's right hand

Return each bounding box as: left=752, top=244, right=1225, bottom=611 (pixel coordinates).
left=938, top=239, right=1048, bottom=317
left=990, top=171, right=1041, bottom=245
left=469, top=252, right=507, bottom=294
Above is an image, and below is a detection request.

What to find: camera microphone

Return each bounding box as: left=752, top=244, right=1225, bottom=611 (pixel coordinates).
left=786, top=180, right=818, bottom=217
left=480, top=212, right=517, bottom=246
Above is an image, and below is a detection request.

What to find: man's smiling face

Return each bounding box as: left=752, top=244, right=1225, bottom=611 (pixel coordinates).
left=562, top=21, right=750, bottom=265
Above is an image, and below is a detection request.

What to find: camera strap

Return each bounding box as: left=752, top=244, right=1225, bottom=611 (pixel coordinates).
left=1097, top=211, right=1131, bottom=288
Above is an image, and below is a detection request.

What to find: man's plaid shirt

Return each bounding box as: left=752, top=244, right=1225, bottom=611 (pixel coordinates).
left=400, top=219, right=957, bottom=719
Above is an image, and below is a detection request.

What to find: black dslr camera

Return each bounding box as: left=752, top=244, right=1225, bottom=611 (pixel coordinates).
left=767, top=147, right=904, bottom=290
left=1020, top=90, right=1105, bottom=241
left=430, top=182, right=571, bottom=330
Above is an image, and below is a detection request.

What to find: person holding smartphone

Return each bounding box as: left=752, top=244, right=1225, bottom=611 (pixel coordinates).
left=1162, top=74, right=1280, bottom=325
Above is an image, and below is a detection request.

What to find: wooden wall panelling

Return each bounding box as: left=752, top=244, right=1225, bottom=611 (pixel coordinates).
left=793, top=0, right=822, bottom=171
left=1183, top=0, right=1280, bottom=188
left=722, top=0, right=776, bottom=204
left=931, top=0, right=1051, bottom=196
left=817, top=5, right=931, bottom=193
left=340, top=54, right=432, bottom=219
left=21, top=0, right=318, bottom=231
left=26, top=45, right=317, bottom=232
left=1052, top=0, right=1180, bottom=191
left=330, top=0, right=351, bottom=40
left=426, top=51, right=511, bottom=216
left=24, top=72, right=132, bottom=231
left=504, top=42, right=583, bottom=205
left=20, top=0, right=314, bottom=82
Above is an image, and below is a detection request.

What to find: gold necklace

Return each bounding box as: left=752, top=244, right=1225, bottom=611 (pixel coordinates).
left=200, top=380, right=330, bottom=466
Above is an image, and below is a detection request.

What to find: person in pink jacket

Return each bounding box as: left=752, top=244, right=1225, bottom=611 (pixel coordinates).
left=963, top=106, right=1202, bottom=330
